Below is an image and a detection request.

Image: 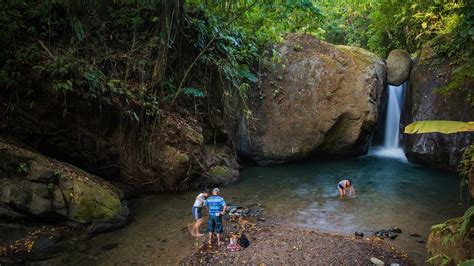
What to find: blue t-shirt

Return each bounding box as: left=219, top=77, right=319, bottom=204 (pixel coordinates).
left=204, top=195, right=226, bottom=217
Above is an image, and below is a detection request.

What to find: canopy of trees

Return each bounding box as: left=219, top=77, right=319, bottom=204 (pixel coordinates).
left=1, top=0, right=472, bottom=119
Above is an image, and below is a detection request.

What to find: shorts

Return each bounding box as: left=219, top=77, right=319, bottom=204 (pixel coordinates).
left=338, top=184, right=344, bottom=190
left=208, top=215, right=223, bottom=234
left=192, top=207, right=202, bottom=220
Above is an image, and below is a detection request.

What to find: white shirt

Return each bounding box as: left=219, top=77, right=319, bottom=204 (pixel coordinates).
left=193, top=193, right=206, bottom=207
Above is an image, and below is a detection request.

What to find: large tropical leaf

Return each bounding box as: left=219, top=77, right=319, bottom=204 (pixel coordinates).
left=404, top=121, right=474, bottom=134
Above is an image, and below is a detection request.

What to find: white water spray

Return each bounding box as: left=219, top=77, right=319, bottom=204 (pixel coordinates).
left=384, top=83, right=405, bottom=148
left=371, top=83, right=407, bottom=160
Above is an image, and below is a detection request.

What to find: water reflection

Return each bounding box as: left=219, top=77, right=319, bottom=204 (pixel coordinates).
left=62, top=154, right=463, bottom=264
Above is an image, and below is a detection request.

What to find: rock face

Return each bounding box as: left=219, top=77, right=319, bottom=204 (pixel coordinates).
left=386, top=49, right=411, bottom=85
left=237, top=34, right=386, bottom=164
left=0, top=92, right=239, bottom=192
left=427, top=207, right=474, bottom=264
left=401, top=45, right=474, bottom=171
left=0, top=141, right=128, bottom=232
left=200, top=144, right=239, bottom=186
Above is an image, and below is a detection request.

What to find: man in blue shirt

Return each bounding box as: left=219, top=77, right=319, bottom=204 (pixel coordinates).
left=204, top=187, right=227, bottom=246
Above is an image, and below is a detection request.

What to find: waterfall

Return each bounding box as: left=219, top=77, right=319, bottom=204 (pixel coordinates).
left=384, top=83, right=405, bottom=148
left=370, top=82, right=407, bottom=160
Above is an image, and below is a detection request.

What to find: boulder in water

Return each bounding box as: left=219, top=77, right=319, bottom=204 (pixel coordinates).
left=401, top=44, right=474, bottom=171
left=0, top=141, right=128, bottom=230
left=386, top=49, right=411, bottom=85
left=236, top=33, right=386, bottom=164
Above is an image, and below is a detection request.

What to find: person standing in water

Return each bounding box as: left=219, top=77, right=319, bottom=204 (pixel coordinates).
left=191, top=190, right=209, bottom=237
left=204, top=188, right=227, bottom=246
left=338, top=179, right=355, bottom=198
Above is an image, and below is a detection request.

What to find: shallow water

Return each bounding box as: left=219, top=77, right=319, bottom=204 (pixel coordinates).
left=55, top=150, right=465, bottom=265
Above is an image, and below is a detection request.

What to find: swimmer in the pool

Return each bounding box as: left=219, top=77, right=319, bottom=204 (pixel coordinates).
left=338, top=179, right=355, bottom=198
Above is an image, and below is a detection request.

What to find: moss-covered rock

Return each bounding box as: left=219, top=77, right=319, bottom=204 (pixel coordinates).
left=0, top=140, right=128, bottom=230
left=198, top=144, right=240, bottom=187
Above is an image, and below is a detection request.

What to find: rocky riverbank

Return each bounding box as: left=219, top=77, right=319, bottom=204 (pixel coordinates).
left=183, top=215, right=413, bottom=265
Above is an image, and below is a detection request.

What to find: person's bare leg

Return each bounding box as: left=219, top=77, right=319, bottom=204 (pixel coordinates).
left=195, top=218, right=204, bottom=237
left=217, top=234, right=223, bottom=246
left=339, top=188, right=344, bottom=199
left=189, top=222, right=195, bottom=236
left=208, top=233, right=213, bottom=246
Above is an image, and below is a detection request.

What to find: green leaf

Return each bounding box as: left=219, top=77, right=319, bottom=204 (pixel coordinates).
left=459, top=259, right=474, bottom=266
left=404, top=121, right=474, bottom=134
left=238, top=64, right=258, bottom=83
left=183, top=87, right=206, bottom=98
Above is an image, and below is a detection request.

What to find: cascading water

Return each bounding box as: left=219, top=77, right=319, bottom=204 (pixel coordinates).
left=371, top=82, right=407, bottom=160
left=384, top=83, right=405, bottom=148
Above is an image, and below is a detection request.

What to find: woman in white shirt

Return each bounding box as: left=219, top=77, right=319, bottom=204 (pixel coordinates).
left=191, top=190, right=209, bottom=237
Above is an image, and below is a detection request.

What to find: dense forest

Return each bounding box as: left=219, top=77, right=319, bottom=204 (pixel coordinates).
left=0, top=0, right=473, bottom=264
left=1, top=0, right=473, bottom=117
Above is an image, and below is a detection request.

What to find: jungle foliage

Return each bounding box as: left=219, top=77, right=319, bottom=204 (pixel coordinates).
left=0, top=0, right=473, bottom=121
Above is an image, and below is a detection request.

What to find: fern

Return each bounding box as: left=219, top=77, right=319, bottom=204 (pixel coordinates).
left=183, top=87, right=206, bottom=98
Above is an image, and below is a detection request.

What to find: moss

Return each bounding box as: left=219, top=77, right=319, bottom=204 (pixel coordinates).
left=67, top=178, right=122, bottom=224
left=336, top=45, right=375, bottom=69
left=208, top=166, right=231, bottom=178
left=161, top=145, right=189, bottom=165
left=184, top=127, right=204, bottom=145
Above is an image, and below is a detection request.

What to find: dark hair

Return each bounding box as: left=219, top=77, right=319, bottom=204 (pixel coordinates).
left=348, top=179, right=353, bottom=185
left=203, top=189, right=210, bottom=194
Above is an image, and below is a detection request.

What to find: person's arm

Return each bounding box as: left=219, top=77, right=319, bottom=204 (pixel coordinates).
left=350, top=187, right=356, bottom=196
left=221, top=199, right=227, bottom=215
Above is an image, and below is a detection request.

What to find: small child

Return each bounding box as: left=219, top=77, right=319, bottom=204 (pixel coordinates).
left=227, top=235, right=240, bottom=252
left=338, top=179, right=355, bottom=198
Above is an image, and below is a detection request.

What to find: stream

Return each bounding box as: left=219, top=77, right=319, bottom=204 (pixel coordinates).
left=47, top=147, right=464, bottom=265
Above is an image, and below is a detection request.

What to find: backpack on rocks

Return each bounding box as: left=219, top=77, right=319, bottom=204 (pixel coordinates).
left=238, top=233, right=250, bottom=248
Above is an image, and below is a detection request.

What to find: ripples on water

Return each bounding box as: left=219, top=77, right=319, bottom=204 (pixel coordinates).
left=61, top=151, right=464, bottom=264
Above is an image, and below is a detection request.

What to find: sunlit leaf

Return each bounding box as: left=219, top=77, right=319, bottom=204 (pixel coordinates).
left=404, top=121, right=474, bottom=134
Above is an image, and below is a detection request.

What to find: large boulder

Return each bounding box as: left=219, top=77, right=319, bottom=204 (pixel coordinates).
left=401, top=45, right=474, bottom=171
left=0, top=141, right=128, bottom=232
left=236, top=34, right=386, bottom=164
left=386, top=49, right=411, bottom=85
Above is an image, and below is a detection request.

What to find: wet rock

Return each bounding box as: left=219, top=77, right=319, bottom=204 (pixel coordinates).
left=391, top=227, right=402, bottom=233
left=30, top=235, right=64, bottom=253
left=401, top=44, right=474, bottom=171
left=0, top=141, right=129, bottom=230
left=386, top=49, right=411, bottom=85
left=200, top=145, right=240, bottom=186
left=236, top=33, right=386, bottom=164
left=355, top=231, right=364, bottom=237
left=374, top=227, right=402, bottom=240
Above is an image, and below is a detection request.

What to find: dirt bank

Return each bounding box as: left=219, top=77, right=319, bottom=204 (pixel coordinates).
left=183, top=217, right=413, bottom=265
